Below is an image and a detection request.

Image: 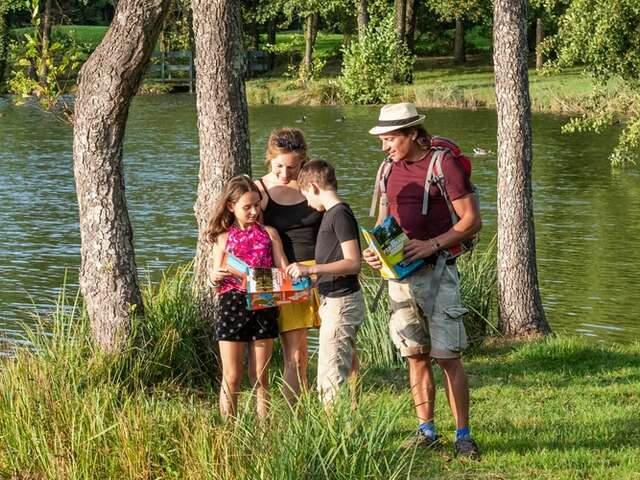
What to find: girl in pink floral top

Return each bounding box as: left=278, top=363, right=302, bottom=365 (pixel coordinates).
left=206, top=175, right=287, bottom=420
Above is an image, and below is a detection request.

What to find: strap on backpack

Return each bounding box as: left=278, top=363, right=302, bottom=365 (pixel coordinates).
left=422, top=149, right=460, bottom=228
left=423, top=254, right=447, bottom=319
left=369, top=157, right=393, bottom=217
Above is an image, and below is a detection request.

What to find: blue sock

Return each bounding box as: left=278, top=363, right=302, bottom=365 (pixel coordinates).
left=419, top=422, right=437, bottom=440
left=456, top=426, right=471, bottom=440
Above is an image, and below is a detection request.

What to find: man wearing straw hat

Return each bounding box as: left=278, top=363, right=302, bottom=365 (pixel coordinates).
left=364, top=103, right=482, bottom=458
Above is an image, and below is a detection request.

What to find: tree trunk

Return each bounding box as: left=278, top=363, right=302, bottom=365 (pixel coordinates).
left=267, top=18, right=276, bottom=69
left=454, top=16, right=465, bottom=64
left=191, top=0, right=251, bottom=303
left=38, top=0, right=53, bottom=86
left=72, top=0, right=171, bottom=353
left=493, top=0, right=551, bottom=337
left=535, top=17, right=544, bottom=69
left=0, top=11, right=9, bottom=92
left=356, top=0, right=368, bottom=40
left=251, top=20, right=259, bottom=50
left=302, top=12, right=318, bottom=82
left=404, top=0, right=417, bottom=52
left=394, top=0, right=406, bottom=44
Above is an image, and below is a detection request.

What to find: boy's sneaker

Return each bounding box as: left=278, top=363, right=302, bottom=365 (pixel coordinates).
left=454, top=435, right=480, bottom=459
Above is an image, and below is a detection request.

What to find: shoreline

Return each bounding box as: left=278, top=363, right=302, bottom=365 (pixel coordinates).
left=244, top=67, right=632, bottom=117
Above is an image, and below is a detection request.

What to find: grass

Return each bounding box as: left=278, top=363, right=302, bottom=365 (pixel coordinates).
left=2, top=247, right=640, bottom=478
left=246, top=54, right=630, bottom=115
left=11, top=25, right=108, bottom=49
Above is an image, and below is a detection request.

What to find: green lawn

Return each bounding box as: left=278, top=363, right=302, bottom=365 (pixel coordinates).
left=406, top=60, right=604, bottom=112
left=12, top=25, right=108, bottom=48
left=1, top=265, right=639, bottom=479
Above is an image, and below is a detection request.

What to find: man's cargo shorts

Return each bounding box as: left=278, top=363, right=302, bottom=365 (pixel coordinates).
left=388, top=263, right=468, bottom=359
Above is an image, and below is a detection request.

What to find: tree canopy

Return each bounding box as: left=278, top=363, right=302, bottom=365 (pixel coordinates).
left=543, top=0, right=640, bottom=165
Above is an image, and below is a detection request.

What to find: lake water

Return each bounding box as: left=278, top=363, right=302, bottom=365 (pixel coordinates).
left=1, top=95, right=639, bottom=346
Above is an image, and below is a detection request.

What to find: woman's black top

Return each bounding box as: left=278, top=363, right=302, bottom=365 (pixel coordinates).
left=259, top=179, right=323, bottom=262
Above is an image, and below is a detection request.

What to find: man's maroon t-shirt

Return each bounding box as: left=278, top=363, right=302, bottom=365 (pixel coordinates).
left=386, top=150, right=473, bottom=241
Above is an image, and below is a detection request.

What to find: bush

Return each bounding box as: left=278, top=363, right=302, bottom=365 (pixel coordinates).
left=8, top=29, right=89, bottom=108
left=340, top=15, right=415, bottom=104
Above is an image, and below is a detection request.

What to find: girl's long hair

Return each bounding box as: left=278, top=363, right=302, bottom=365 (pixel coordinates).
left=205, top=175, right=261, bottom=244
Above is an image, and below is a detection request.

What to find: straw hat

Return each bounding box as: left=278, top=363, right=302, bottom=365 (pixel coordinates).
left=368, top=102, right=426, bottom=135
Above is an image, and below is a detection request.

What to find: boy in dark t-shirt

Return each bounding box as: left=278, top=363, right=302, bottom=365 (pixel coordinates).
left=286, top=160, right=365, bottom=406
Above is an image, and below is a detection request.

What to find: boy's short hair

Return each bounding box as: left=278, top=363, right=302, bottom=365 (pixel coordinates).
left=297, top=159, right=338, bottom=191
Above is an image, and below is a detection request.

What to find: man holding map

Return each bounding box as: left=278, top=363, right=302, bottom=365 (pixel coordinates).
left=364, top=103, right=482, bottom=458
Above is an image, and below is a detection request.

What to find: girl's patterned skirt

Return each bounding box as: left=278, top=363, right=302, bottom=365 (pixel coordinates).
left=215, top=290, right=279, bottom=342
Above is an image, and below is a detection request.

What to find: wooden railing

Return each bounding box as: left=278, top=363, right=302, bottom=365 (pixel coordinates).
left=145, top=49, right=271, bottom=92
left=147, top=50, right=195, bottom=92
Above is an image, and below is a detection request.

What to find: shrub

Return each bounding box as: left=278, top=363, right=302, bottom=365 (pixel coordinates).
left=340, top=15, right=415, bottom=104
left=8, top=29, right=89, bottom=108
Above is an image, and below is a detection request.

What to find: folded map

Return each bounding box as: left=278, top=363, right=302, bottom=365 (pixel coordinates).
left=361, top=215, right=424, bottom=280
left=223, top=253, right=312, bottom=310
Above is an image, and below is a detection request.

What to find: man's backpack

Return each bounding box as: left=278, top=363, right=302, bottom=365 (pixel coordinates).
left=369, top=136, right=478, bottom=259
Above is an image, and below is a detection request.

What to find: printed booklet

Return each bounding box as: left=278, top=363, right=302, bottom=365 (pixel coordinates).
left=224, top=253, right=312, bottom=310
left=361, top=215, right=424, bottom=280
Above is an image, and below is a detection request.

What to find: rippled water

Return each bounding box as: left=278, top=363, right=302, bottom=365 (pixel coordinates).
left=1, top=95, right=639, bottom=344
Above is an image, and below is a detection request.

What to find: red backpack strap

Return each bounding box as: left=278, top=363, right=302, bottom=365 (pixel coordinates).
left=369, top=158, right=393, bottom=217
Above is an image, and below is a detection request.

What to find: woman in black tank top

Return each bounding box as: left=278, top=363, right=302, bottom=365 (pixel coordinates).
left=255, top=128, right=322, bottom=405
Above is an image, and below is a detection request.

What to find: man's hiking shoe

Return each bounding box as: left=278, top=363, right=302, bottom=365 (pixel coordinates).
left=454, top=435, right=480, bottom=459
left=402, top=429, right=441, bottom=449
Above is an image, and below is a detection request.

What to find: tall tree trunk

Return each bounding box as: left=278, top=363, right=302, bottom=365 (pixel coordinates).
left=493, top=0, right=550, bottom=337
left=394, top=0, right=406, bottom=44
left=535, top=17, right=544, bottom=69
left=267, top=18, right=276, bottom=69
left=250, top=20, right=259, bottom=50
left=356, top=0, right=368, bottom=40
left=38, top=0, right=53, bottom=86
left=454, top=16, right=466, bottom=64
left=191, top=0, right=251, bottom=304
left=302, top=12, right=318, bottom=82
left=0, top=11, right=9, bottom=92
left=72, top=0, right=171, bottom=353
left=404, top=0, right=417, bottom=52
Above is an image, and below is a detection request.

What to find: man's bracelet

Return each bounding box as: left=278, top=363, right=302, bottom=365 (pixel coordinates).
left=432, top=238, right=441, bottom=251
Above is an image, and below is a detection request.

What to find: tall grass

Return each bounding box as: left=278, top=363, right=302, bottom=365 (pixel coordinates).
left=0, top=245, right=496, bottom=478
left=458, top=236, right=498, bottom=344
left=4, top=249, right=637, bottom=478
left=0, top=265, right=420, bottom=479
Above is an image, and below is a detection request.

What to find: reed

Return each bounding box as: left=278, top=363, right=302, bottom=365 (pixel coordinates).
left=0, top=244, right=497, bottom=478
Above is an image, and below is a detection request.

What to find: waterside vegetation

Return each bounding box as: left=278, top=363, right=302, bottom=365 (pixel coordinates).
left=7, top=26, right=631, bottom=117
left=2, top=249, right=639, bottom=478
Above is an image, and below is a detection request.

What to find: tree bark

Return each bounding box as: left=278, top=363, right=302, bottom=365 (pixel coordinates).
left=493, top=0, right=551, bottom=337
left=0, top=11, right=9, bottom=92
left=72, top=0, right=171, bottom=353
left=454, top=16, right=466, bottom=64
left=38, top=0, right=53, bottom=86
left=395, top=0, right=406, bottom=44
left=191, top=0, right=251, bottom=303
left=302, top=12, right=318, bottom=82
left=250, top=19, right=259, bottom=51
left=535, top=17, right=544, bottom=69
left=267, top=17, right=276, bottom=69
left=356, top=0, right=368, bottom=40
left=404, top=0, right=417, bottom=52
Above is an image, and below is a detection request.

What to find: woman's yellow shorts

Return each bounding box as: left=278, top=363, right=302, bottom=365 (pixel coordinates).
left=278, top=260, right=321, bottom=333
